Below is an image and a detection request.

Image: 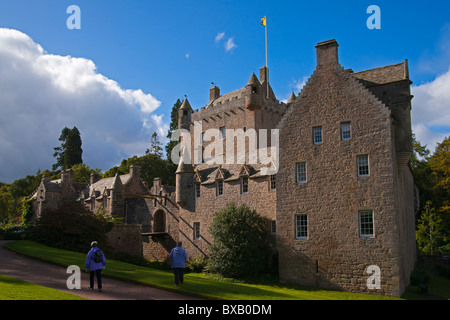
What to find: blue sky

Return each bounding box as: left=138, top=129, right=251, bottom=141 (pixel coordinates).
left=0, top=0, right=449, bottom=182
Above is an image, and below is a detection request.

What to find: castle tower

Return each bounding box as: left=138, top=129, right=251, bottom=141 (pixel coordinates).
left=245, top=72, right=262, bottom=110
left=178, top=98, right=192, bottom=131
left=175, top=146, right=194, bottom=206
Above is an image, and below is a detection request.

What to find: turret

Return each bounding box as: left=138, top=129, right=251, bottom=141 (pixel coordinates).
left=175, top=146, right=194, bottom=206
left=245, top=72, right=262, bottom=110
left=178, top=98, right=192, bottom=131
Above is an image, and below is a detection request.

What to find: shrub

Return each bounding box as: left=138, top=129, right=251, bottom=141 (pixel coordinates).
left=208, top=203, right=274, bottom=279
left=32, top=202, right=111, bottom=253
left=186, top=255, right=209, bottom=273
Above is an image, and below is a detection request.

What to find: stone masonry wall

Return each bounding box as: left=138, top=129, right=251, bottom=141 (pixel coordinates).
left=276, top=47, right=406, bottom=296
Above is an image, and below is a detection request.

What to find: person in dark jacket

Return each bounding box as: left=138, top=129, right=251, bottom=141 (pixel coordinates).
left=169, top=241, right=188, bottom=286
left=85, top=241, right=106, bottom=292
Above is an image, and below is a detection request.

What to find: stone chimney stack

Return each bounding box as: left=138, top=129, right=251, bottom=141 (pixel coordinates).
left=210, top=86, right=220, bottom=101
left=315, top=39, right=339, bottom=68
left=259, top=66, right=268, bottom=85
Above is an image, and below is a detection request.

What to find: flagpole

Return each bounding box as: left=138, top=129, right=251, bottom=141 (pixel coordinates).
left=265, top=16, right=269, bottom=98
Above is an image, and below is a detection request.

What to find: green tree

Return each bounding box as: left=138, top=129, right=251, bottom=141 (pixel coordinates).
left=416, top=201, right=447, bottom=256
left=146, top=131, right=163, bottom=157
left=71, top=164, right=102, bottom=183
left=53, top=127, right=83, bottom=170
left=208, top=203, right=273, bottom=279
left=165, top=99, right=183, bottom=161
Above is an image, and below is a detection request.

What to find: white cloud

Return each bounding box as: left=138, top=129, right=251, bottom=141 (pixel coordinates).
left=0, top=28, right=168, bottom=183
left=225, top=37, right=237, bottom=52
left=411, top=66, right=450, bottom=151
left=215, top=32, right=225, bottom=43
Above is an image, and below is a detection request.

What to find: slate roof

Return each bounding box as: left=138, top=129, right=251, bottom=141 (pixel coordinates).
left=352, top=61, right=409, bottom=86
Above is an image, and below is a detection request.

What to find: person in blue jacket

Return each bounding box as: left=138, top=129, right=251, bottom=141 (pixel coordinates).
left=85, top=241, right=106, bottom=292
left=169, top=241, right=188, bottom=286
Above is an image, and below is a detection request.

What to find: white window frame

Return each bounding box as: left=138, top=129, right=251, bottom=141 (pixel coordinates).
left=296, top=162, right=307, bottom=183
left=295, top=214, right=308, bottom=239
left=357, top=155, right=370, bottom=177
left=359, top=210, right=374, bottom=237
left=313, top=126, right=322, bottom=144
left=341, top=122, right=351, bottom=141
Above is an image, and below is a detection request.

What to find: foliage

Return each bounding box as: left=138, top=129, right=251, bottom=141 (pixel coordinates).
left=70, top=163, right=102, bottom=183
left=53, top=127, right=83, bottom=171
left=32, top=202, right=111, bottom=253
left=146, top=131, right=163, bottom=157
left=20, top=197, right=34, bottom=226
left=416, top=201, right=447, bottom=256
left=411, top=135, right=450, bottom=256
left=186, top=255, right=209, bottom=273
left=208, top=203, right=274, bottom=279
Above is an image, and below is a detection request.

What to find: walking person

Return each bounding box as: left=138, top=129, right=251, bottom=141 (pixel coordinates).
left=169, top=241, right=187, bottom=286
left=85, top=241, right=106, bottom=292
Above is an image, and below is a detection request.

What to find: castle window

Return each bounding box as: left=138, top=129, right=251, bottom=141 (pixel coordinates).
left=313, top=127, right=322, bottom=144
left=193, top=222, right=200, bottom=240
left=271, top=220, right=276, bottom=234
left=341, top=122, right=351, bottom=140
left=216, top=180, right=223, bottom=196
left=357, top=155, right=369, bottom=177
left=195, top=182, right=201, bottom=198
left=295, top=214, right=308, bottom=239
left=154, top=210, right=166, bottom=233
left=220, top=127, right=226, bottom=139
left=270, top=174, right=276, bottom=190
left=91, top=200, right=95, bottom=211
left=359, top=210, right=374, bottom=237
left=296, top=162, right=307, bottom=183
left=241, top=176, right=249, bottom=194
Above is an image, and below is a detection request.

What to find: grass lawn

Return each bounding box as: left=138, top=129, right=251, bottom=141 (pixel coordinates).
left=0, top=274, right=87, bottom=300
left=3, top=240, right=404, bottom=300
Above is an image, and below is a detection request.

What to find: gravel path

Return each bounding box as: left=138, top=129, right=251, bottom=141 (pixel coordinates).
left=0, top=241, right=202, bottom=300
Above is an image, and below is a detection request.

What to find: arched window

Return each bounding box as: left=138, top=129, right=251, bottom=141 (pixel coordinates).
left=153, top=210, right=166, bottom=233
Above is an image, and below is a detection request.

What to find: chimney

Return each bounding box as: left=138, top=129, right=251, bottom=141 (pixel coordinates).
left=259, top=66, right=268, bottom=84
left=315, top=39, right=339, bottom=68
left=90, top=173, right=99, bottom=185
left=210, top=86, right=220, bottom=101
left=130, top=165, right=140, bottom=178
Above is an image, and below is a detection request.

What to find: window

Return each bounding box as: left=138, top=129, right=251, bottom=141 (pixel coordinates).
left=271, top=220, right=276, bottom=235
left=220, top=127, right=226, bottom=139
left=295, top=215, right=308, bottom=239
left=341, top=122, right=351, bottom=140
left=193, top=222, right=200, bottom=240
left=270, top=174, right=276, bottom=190
left=296, top=162, right=307, bottom=183
left=91, top=200, right=95, bottom=211
left=202, top=132, right=206, bottom=144
left=313, top=127, right=322, bottom=144
left=359, top=210, right=374, bottom=237
left=241, top=176, right=249, bottom=194
left=357, top=155, right=369, bottom=177
left=216, top=180, right=223, bottom=196
left=195, top=182, right=201, bottom=198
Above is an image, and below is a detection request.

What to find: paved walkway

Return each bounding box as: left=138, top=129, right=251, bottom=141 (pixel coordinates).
left=0, top=241, right=201, bottom=300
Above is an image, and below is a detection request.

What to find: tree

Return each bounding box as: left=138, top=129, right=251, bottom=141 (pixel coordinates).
left=165, top=99, right=183, bottom=161
left=208, top=203, right=273, bottom=278
left=146, top=131, right=163, bottom=157
left=416, top=201, right=447, bottom=256
left=53, top=127, right=83, bottom=170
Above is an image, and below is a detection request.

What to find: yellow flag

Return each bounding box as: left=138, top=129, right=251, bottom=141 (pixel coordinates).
left=261, top=16, right=266, bottom=27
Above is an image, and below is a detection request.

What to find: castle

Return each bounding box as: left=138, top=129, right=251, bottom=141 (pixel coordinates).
left=32, top=39, right=418, bottom=296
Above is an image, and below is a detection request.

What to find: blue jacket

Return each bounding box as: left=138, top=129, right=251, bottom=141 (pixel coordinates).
left=169, top=246, right=187, bottom=268
left=85, top=247, right=106, bottom=271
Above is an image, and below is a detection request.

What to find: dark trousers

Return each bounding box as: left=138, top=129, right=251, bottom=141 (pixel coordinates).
left=173, top=268, right=184, bottom=285
left=90, top=269, right=102, bottom=290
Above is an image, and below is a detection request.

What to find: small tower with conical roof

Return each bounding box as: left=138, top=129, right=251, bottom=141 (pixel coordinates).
left=287, top=92, right=296, bottom=105
left=178, top=98, right=192, bottom=132
left=175, top=146, right=194, bottom=206
left=245, top=72, right=263, bottom=110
